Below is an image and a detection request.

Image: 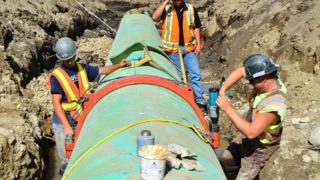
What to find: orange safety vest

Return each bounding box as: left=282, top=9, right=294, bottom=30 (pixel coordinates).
left=47, top=63, right=90, bottom=119
left=162, top=3, right=196, bottom=53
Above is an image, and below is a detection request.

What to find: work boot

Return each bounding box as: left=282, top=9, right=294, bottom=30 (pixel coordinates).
left=197, top=103, right=208, bottom=116
left=59, top=163, right=67, bottom=176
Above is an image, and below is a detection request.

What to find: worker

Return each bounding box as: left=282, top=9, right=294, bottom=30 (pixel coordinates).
left=216, top=53, right=288, bottom=179
left=48, top=37, right=131, bottom=175
left=152, top=0, right=206, bottom=111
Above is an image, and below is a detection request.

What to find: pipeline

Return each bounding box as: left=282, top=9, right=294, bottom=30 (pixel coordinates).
left=63, top=10, right=226, bottom=179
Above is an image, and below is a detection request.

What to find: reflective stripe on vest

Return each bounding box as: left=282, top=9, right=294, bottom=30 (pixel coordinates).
left=256, top=91, right=287, bottom=144
left=162, top=3, right=196, bottom=53
left=77, top=63, right=89, bottom=95
left=50, top=63, right=90, bottom=111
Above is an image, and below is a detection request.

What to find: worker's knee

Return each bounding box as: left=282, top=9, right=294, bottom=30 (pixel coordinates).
left=219, top=150, right=238, bottom=170
left=220, top=150, right=236, bottom=164
left=218, top=149, right=241, bottom=178
left=236, top=163, right=261, bottom=180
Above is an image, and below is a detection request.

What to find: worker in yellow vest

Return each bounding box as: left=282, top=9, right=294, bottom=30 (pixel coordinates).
left=47, top=37, right=131, bottom=175
left=216, top=53, right=288, bottom=179
left=152, top=0, right=206, bottom=111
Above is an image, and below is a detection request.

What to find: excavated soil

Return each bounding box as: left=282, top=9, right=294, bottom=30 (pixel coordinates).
left=0, top=0, right=319, bottom=179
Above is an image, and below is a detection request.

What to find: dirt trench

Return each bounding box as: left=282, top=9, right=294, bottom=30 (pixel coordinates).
left=0, top=0, right=319, bottom=179
left=0, top=0, right=119, bottom=179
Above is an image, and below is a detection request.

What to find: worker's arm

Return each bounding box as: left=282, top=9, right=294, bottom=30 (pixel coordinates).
left=219, top=67, right=246, bottom=96
left=194, top=28, right=202, bottom=58
left=217, top=95, right=277, bottom=139
left=152, top=0, right=170, bottom=21
left=52, top=94, right=74, bottom=135
left=98, top=59, right=131, bottom=75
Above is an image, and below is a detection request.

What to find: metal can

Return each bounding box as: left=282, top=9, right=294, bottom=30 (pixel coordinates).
left=137, top=130, right=155, bottom=155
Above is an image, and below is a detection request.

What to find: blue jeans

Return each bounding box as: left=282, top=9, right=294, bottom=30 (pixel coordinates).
left=52, top=113, right=77, bottom=173
left=167, top=47, right=205, bottom=105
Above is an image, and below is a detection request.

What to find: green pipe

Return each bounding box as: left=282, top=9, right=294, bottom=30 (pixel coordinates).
left=64, top=10, right=226, bottom=179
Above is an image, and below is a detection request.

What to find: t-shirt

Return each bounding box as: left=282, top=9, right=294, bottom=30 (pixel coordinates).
left=50, top=63, right=99, bottom=102
left=162, top=3, right=202, bottom=45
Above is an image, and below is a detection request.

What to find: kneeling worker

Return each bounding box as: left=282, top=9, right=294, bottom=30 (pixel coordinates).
left=217, top=53, right=288, bottom=179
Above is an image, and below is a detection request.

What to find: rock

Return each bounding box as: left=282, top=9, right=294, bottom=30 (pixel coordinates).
left=8, top=136, right=16, bottom=145
left=291, top=117, right=311, bottom=125
left=302, top=154, right=312, bottom=163
left=0, top=112, right=43, bottom=178
left=0, top=137, right=8, bottom=149
left=308, top=151, right=319, bottom=162
left=300, top=57, right=316, bottom=73
left=291, top=118, right=301, bottom=125
left=311, top=173, right=320, bottom=180
left=309, top=126, right=320, bottom=147
left=23, top=90, right=34, bottom=99
left=204, top=16, right=220, bottom=37
left=300, top=117, right=311, bottom=123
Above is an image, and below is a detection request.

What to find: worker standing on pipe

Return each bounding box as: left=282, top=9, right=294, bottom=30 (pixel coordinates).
left=216, top=53, right=288, bottom=179
left=47, top=37, right=131, bottom=176
left=152, top=0, right=206, bottom=112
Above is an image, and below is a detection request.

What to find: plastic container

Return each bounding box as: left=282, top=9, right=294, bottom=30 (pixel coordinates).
left=139, top=145, right=169, bottom=180
left=137, top=130, right=155, bottom=155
